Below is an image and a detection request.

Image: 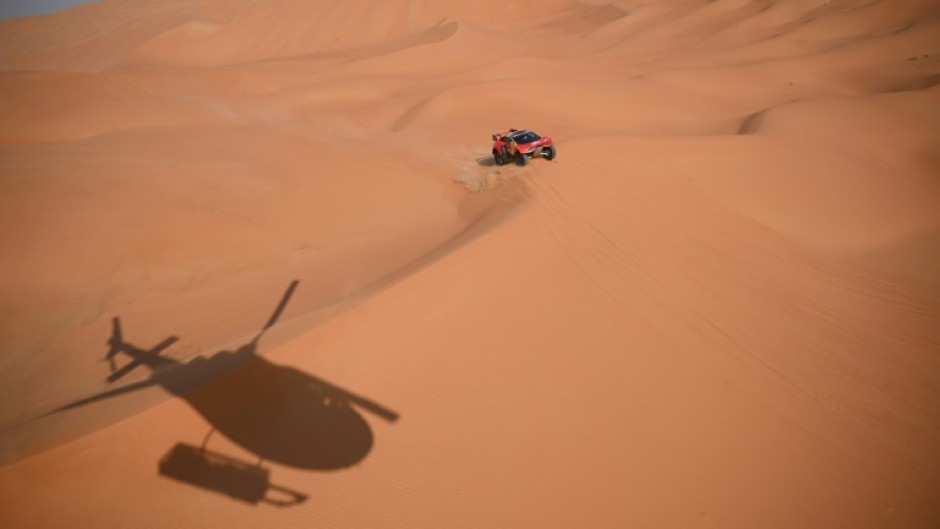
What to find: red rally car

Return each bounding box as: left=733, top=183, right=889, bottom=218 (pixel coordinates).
left=491, top=129, right=556, bottom=166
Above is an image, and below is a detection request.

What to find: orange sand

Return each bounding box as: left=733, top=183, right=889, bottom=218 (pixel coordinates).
left=1, top=1, right=939, bottom=528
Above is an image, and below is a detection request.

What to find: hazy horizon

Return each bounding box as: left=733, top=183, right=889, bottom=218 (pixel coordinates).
left=0, top=0, right=97, bottom=20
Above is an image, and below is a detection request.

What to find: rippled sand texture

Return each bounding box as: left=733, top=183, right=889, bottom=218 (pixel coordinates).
left=1, top=1, right=939, bottom=528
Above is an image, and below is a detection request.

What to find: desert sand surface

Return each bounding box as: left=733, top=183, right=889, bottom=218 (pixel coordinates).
left=1, top=0, right=939, bottom=527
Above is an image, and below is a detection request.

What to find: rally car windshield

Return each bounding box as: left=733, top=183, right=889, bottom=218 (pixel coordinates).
left=509, top=131, right=540, bottom=144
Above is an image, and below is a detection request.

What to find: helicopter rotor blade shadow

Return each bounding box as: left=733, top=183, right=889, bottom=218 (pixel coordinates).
left=47, top=379, right=160, bottom=415
left=307, top=373, right=399, bottom=422
left=253, top=280, right=299, bottom=344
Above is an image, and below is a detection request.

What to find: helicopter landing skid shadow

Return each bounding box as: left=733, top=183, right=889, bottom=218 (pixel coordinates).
left=159, top=442, right=307, bottom=506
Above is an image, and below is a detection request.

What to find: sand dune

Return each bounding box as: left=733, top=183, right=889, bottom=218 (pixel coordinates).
left=1, top=1, right=939, bottom=528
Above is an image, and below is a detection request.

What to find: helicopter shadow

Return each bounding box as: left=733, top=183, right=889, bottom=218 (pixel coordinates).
left=52, top=280, right=399, bottom=504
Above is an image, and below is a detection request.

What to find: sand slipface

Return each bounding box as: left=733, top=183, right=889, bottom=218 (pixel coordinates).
left=1, top=0, right=939, bottom=528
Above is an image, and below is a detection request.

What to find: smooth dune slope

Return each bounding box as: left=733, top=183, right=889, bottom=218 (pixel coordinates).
left=1, top=1, right=939, bottom=528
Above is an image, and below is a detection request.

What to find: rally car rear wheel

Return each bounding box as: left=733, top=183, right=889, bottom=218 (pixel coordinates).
left=544, top=146, right=557, bottom=161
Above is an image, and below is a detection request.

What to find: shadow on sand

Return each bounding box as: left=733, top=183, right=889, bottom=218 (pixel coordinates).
left=51, top=280, right=399, bottom=505
left=159, top=442, right=308, bottom=506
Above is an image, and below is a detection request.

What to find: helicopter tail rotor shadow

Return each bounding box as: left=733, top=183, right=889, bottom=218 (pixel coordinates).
left=103, top=317, right=179, bottom=384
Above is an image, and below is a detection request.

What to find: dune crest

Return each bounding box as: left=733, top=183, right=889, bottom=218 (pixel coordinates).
left=1, top=1, right=939, bottom=528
